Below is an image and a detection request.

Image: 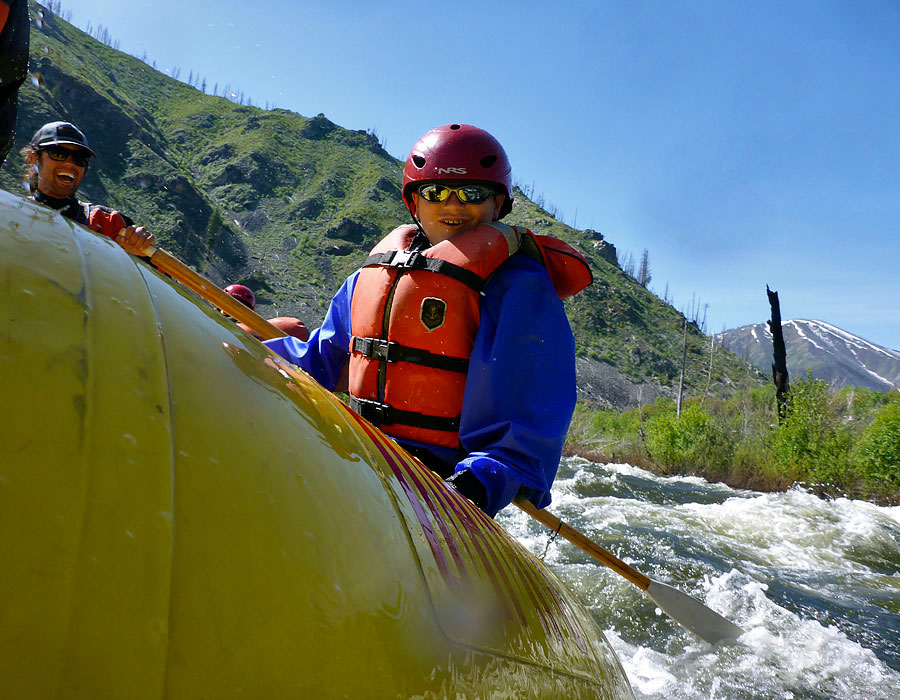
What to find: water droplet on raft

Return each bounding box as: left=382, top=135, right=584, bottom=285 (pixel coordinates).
left=30, top=73, right=44, bottom=88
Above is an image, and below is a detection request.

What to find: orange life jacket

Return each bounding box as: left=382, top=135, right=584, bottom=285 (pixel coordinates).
left=348, top=221, right=591, bottom=449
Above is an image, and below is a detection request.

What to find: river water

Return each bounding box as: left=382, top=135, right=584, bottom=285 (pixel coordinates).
left=498, top=457, right=900, bottom=699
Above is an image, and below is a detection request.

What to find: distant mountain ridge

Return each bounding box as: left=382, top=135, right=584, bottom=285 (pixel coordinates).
left=717, top=319, right=900, bottom=392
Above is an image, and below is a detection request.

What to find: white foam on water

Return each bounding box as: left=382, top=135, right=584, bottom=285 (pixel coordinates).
left=673, top=488, right=900, bottom=580
left=503, top=458, right=900, bottom=699
left=559, top=460, right=898, bottom=574
left=571, top=458, right=732, bottom=491
left=605, top=575, right=900, bottom=700
left=882, top=503, right=900, bottom=527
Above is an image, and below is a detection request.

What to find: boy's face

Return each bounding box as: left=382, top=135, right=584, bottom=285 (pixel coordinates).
left=411, top=182, right=505, bottom=245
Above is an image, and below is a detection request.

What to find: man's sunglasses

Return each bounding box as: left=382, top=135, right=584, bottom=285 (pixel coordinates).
left=418, top=183, right=496, bottom=205
left=40, top=146, right=92, bottom=167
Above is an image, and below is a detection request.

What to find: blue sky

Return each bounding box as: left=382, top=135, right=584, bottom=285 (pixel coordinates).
left=62, top=1, right=900, bottom=349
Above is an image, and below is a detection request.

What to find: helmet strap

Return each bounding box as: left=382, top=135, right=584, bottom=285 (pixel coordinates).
left=409, top=211, right=426, bottom=235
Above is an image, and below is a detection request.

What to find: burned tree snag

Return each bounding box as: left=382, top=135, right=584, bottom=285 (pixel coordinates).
left=676, top=317, right=687, bottom=417
left=767, top=285, right=790, bottom=420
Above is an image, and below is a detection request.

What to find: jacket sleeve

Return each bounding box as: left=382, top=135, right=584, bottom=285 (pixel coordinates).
left=454, top=254, right=576, bottom=516
left=262, top=271, right=358, bottom=391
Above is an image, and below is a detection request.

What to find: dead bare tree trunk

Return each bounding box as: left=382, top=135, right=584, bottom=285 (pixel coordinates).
left=700, top=333, right=715, bottom=410
left=767, top=285, right=790, bottom=421
left=677, top=317, right=687, bottom=417
left=638, top=386, right=646, bottom=447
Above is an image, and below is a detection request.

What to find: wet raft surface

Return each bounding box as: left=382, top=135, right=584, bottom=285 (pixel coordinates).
left=0, top=190, right=634, bottom=699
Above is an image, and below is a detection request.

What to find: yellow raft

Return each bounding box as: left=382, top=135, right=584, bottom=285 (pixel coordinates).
left=0, top=189, right=634, bottom=699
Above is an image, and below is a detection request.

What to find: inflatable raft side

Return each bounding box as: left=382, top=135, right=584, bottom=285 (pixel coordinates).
left=1, top=192, right=176, bottom=699
left=0, top=190, right=634, bottom=699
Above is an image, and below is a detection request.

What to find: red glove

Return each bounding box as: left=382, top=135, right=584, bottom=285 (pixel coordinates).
left=87, top=208, right=127, bottom=240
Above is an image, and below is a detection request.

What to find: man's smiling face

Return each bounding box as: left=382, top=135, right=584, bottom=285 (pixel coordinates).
left=31, top=144, right=90, bottom=199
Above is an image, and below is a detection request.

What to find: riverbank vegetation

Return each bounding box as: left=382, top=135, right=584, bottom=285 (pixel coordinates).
left=566, top=374, right=900, bottom=505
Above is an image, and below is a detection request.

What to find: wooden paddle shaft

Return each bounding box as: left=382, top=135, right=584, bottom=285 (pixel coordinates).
left=516, top=500, right=651, bottom=591
left=145, top=247, right=285, bottom=341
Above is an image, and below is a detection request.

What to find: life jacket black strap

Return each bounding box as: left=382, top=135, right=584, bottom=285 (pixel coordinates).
left=363, top=249, right=486, bottom=293
left=350, top=397, right=461, bottom=433
left=352, top=336, right=469, bottom=374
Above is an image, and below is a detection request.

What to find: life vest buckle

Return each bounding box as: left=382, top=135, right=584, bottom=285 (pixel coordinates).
left=369, top=338, right=391, bottom=361
left=350, top=396, right=389, bottom=423
left=353, top=336, right=393, bottom=362
left=387, top=249, right=420, bottom=268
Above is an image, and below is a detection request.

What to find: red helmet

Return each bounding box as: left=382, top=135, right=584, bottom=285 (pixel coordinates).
left=402, top=124, right=513, bottom=219
left=224, top=284, right=256, bottom=310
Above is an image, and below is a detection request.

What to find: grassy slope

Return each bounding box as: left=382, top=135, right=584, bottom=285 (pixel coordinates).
left=3, top=4, right=763, bottom=404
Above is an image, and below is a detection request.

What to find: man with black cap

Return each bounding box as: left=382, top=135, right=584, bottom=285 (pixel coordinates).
left=24, top=120, right=154, bottom=255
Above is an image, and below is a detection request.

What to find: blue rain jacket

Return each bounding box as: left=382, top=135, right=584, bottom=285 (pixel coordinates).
left=264, top=252, right=576, bottom=516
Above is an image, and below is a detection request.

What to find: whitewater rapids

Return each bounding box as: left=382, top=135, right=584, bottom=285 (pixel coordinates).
left=500, top=457, right=900, bottom=699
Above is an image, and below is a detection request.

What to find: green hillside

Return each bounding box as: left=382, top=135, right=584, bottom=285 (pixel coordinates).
left=2, top=3, right=764, bottom=407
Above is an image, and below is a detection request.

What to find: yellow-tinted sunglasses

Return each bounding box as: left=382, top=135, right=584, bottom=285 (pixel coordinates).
left=418, top=183, right=496, bottom=204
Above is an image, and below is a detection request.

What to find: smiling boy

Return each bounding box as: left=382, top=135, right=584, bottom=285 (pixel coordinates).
left=265, top=124, right=586, bottom=517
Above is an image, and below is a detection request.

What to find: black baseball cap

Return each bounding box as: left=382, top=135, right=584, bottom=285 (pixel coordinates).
left=29, top=121, right=96, bottom=157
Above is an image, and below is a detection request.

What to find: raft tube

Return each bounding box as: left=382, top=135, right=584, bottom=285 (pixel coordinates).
left=0, top=189, right=634, bottom=699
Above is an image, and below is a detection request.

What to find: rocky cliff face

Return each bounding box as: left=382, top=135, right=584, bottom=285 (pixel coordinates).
left=583, top=229, right=619, bottom=267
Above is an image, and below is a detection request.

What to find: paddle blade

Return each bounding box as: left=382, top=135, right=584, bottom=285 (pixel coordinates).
left=645, top=579, right=744, bottom=644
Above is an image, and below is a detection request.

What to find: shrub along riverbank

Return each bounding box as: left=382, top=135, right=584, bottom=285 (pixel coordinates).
left=565, top=374, right=900, bottom=505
